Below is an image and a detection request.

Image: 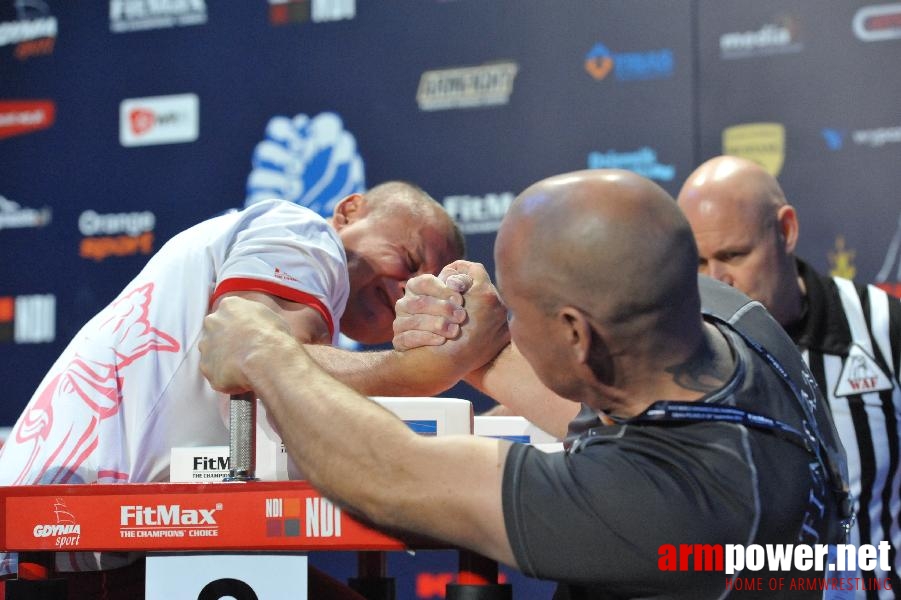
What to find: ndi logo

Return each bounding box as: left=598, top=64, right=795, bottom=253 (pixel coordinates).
left=0, top=294, right=55, bottom=344
left=245, top=112, right=365, bottom=219
left=265, top=497, right=342, bottom=538
left=268, top=0, right=355, bottom=25
left=584, top=43, right=674, bottom=81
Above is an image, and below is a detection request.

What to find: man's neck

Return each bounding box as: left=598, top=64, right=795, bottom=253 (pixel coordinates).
left=598, top=323, right=735, bottom=420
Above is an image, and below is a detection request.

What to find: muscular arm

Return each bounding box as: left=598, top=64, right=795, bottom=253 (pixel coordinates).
left=199, top=298, right=517, bottom=566
left=216, top=290, right=332, bottom=345
left=466, top=343, right=579, bottom=440
left=302, top=344, right=472, bottom=397
left=218, top=291, right=471, bottom=396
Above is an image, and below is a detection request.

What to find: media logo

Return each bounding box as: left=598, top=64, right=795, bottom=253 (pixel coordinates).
left=0, top=293, right=55, bottom=343
left=853, top=3, right=901, bottom=42
left=417, top=62, right=519, bottom=111
left=119, top=93, right=199, bottom=147
left=109, top=0, right=207, bottom=33
left=78, top=209, right=156, bottom=261
left=587, top=147, right=675, bottom=182
left=265, top=496, right=342, bottom=538
left=722, top=122, right=785, bottom=177
left=442, top=192, right=514, bottom=235
left=268, top=0, right=355, bottom=25
left=32, top=498, right=81, bottom=549
left=245, top=111, right=365, bottom=218
left=0, top=99, right=55, bottom=140
left=0, top=0, right=57, bottom=59
left=584, top=43, right=674, bottom=81
left=0, top=194, right=51, bottom=230
left=719, top=18, right=803, bottom=60
left=876, top=213, right=901, bottom=297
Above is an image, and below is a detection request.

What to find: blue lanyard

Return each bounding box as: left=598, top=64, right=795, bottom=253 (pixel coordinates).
left=567, top=316, right=853, bottom=531
left=629, top=401, right=816, bottom=455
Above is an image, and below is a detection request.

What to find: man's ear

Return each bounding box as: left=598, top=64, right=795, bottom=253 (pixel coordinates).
left=332, top=193, right=367, bottom=230
left=559, top=306, right=593, bottom=364
left=776, top=204, right=799, bottom=253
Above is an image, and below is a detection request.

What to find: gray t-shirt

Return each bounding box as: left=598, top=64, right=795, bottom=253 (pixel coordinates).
left=502, top=279, right=847, bottom=599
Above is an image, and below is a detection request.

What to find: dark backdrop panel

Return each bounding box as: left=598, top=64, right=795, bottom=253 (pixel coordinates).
left=1, top=0, right=697, bottom=419
left=2, top=1, right=900, bottom=598
left=695, top=0, right=901, bottom=287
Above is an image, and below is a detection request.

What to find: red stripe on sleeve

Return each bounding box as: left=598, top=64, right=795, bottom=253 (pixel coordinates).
left=210, top=277, right=335, bottom=339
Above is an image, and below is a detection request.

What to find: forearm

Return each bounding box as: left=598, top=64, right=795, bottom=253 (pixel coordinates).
left=199, top=296, right=515, bottom=564
left=465, top=343, right=578, bottom=439
left=304, top=344, right=465, bottom=397
left=245, top=336, right=422, bottom=519
left=244, top=334, right=515, bottom=564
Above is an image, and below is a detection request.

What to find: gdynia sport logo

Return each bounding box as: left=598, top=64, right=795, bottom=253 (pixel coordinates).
left=658, top=542, right=893, bottom=592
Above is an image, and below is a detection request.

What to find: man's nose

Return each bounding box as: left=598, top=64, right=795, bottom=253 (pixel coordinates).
left=386, top=278, right=406, bottom=303
left=706, top=262, right=734, bottom=286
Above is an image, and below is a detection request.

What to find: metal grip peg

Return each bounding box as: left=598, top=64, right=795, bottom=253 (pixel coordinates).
left=224, top=391, right=258, bottom=482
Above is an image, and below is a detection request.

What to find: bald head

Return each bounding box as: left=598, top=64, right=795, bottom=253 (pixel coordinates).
left=676, top=155, right=803, bottom=325
left=677, top=155, right=787, bottom=222
left=496, top=169, right=700, bottom=332
left=363, top=181, right=465, bottom=259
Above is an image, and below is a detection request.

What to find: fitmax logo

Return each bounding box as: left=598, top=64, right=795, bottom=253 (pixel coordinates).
left=193, top=456, right=229, bottom=470
left=121, top=505, right=219, bottom=526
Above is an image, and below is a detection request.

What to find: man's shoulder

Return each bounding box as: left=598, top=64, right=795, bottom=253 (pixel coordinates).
left=241, top=198, right=328, bottom=224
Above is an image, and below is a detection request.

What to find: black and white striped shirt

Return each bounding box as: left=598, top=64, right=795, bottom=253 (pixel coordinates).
left=794, top=260, right=901, bottom=599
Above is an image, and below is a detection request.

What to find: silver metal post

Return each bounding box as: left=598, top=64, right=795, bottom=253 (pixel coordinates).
left=223, top=391, right=258, bottom=482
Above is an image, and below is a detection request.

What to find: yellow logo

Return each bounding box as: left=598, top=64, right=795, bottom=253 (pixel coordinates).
left=722, top=123, right=785, bottom=177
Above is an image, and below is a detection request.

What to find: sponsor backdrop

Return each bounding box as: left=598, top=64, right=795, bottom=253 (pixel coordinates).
left=1, top=0, right=899, bottom=597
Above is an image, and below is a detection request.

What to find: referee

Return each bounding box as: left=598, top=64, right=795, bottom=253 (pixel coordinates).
left=678, top=155, right=901, bottom=598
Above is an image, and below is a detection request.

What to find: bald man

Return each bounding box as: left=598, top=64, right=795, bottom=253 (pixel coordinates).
left=200, top=170, right=848, bottom=598
left=0, top=180, right=467, bottom=597
left=677, top=155, right=901, bottom=596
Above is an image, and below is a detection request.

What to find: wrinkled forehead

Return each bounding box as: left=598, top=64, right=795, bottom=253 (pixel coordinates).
left=417, top=218, right=460, bottom=273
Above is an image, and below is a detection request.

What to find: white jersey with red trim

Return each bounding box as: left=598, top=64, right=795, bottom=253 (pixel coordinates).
left=0, top=199, right=347, bottom=490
